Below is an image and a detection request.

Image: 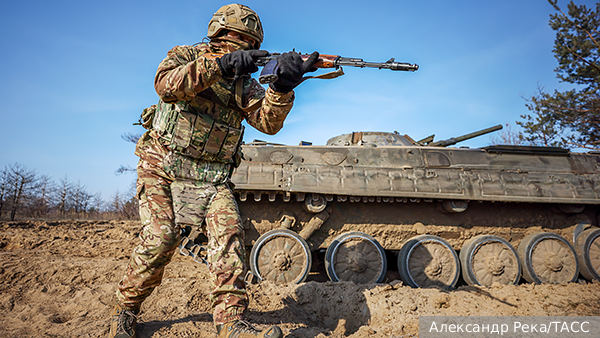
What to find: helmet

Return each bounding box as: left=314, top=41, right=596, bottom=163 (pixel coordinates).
left=207, top=4, right=263, bottom=48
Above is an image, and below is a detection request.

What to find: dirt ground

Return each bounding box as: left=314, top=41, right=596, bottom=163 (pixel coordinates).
left=1, top=220, right=599, bottom=338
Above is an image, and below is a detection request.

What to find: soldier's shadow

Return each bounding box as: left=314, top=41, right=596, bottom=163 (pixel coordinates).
left=136, top=281, right=374, bottom=338
left=245, top=281, right=373, bottom=338
left=137, top=313, right=214, bottom=337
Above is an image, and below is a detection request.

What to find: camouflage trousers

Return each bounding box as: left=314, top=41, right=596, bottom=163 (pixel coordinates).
left=116, top=154, right=248, bottom=325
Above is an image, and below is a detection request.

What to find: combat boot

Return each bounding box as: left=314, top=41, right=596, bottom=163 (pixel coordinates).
left=108, top=305, right=139, bottom=338
left=216, top=320, right=283, bottom=338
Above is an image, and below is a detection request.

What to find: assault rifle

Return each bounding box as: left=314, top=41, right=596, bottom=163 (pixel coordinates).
left=256, top=53, right=419, bottom=84
left=208, top=52, right=419, bottom=84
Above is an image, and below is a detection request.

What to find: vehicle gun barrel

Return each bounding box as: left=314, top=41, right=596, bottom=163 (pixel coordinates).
left=429, top=124, right=503, bottom=147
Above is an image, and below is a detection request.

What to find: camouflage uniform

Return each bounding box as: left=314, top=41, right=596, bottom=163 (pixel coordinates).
left=115, top=40, right=294, bottom=325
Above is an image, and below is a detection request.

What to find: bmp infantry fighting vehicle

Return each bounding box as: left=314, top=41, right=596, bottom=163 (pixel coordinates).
left=181, top=125, right=600, bottom=288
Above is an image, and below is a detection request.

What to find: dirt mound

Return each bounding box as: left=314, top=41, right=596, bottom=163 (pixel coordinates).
left=1, top=220, right=598, bottom=337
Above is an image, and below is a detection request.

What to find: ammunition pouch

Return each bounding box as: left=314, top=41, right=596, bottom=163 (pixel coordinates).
left=139, top=105, right=157, bottom=130
left=152, top=101, right=244, bottom=164
left=162, top=151, right=231, bottom=183
left=171, top=180, right=217, bottom=226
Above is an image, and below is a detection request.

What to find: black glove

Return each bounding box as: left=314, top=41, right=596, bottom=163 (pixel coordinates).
left=217, top=49, right=269, bottom=79
left=270, top=51, right=319, bottom=93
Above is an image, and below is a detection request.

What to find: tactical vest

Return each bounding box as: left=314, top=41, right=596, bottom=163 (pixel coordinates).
left=150, top=78, right=248, bottom=165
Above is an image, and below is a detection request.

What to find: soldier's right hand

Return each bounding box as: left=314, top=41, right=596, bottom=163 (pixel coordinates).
left=217, top=50, right=269, bottom=79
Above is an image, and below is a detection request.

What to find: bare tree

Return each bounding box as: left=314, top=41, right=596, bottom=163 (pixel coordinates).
left=489, top=123, right=527, bottom=146
left=109, top=190, right=122, bottom=215
left=121, top=133, right=141, bottom=144
left=54, top=175, right=72, bottom=215
left=116, top=133, right=141, bottom=175
left=0, top=167, right=9, bottom=218
left=29, top=174, right=55, bottom=218
left=121, top=181, right=139, bottom=220
left=115, top=165, right=136, bottom=175
left=89, top=192, right=105, bottom=216
left=0, top=162, right=140, bottom=220
left=72, top=181, right=92, bottom=215
left=7, top=163, right=38, bottom=221
left=107, top=181, right=139, bottom=220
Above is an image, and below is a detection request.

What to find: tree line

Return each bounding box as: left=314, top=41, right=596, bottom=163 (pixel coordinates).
left=0, top=163, right=139, bottom=221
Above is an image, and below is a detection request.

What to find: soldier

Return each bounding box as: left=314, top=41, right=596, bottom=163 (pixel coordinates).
left=108, top=4, right=318, bottom=338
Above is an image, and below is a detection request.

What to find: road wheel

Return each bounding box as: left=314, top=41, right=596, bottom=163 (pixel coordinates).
left=517, top=232, right=579, bottom=284
left=249, top=229, right=312, bottom=284
left=460, top=235, right=520, bottom=286
left=574, top=227, right=600, bottom=281
left=397, top=235, right=460, bottom=289
left=325, top=231, right=387, bottom=284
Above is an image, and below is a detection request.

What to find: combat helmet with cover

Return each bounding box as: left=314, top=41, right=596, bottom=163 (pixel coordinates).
left=207, top=4, right=264, bottom=48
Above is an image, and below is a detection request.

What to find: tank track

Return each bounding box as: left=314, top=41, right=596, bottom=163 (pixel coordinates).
left=235, top=189, right=599, bottom=288
left=178, top=189, right=599, bottom=288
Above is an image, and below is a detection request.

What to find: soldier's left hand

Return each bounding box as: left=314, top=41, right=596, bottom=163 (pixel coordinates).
left=270, top=51, right=319, bottom=93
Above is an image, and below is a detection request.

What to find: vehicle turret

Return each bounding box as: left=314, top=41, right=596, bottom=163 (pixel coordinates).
left=326, top=124, right=503, bottom=147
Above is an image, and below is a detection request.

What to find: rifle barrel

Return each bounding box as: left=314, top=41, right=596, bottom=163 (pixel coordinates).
left=335, top=57, right=419, bottom=71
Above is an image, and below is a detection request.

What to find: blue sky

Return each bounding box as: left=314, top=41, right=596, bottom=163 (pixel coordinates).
left=0, top=0, right=593, bottom=200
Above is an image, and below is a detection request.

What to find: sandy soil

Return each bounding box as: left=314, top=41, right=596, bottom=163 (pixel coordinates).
left=1, top=220, right=599, bottom=338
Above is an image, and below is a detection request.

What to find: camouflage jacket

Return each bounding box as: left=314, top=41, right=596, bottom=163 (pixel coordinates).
left=135, top=42, right=295, bottom=179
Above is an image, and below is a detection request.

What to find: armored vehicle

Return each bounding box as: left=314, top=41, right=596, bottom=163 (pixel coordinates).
left=181, top=125, right=600, bottom=288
